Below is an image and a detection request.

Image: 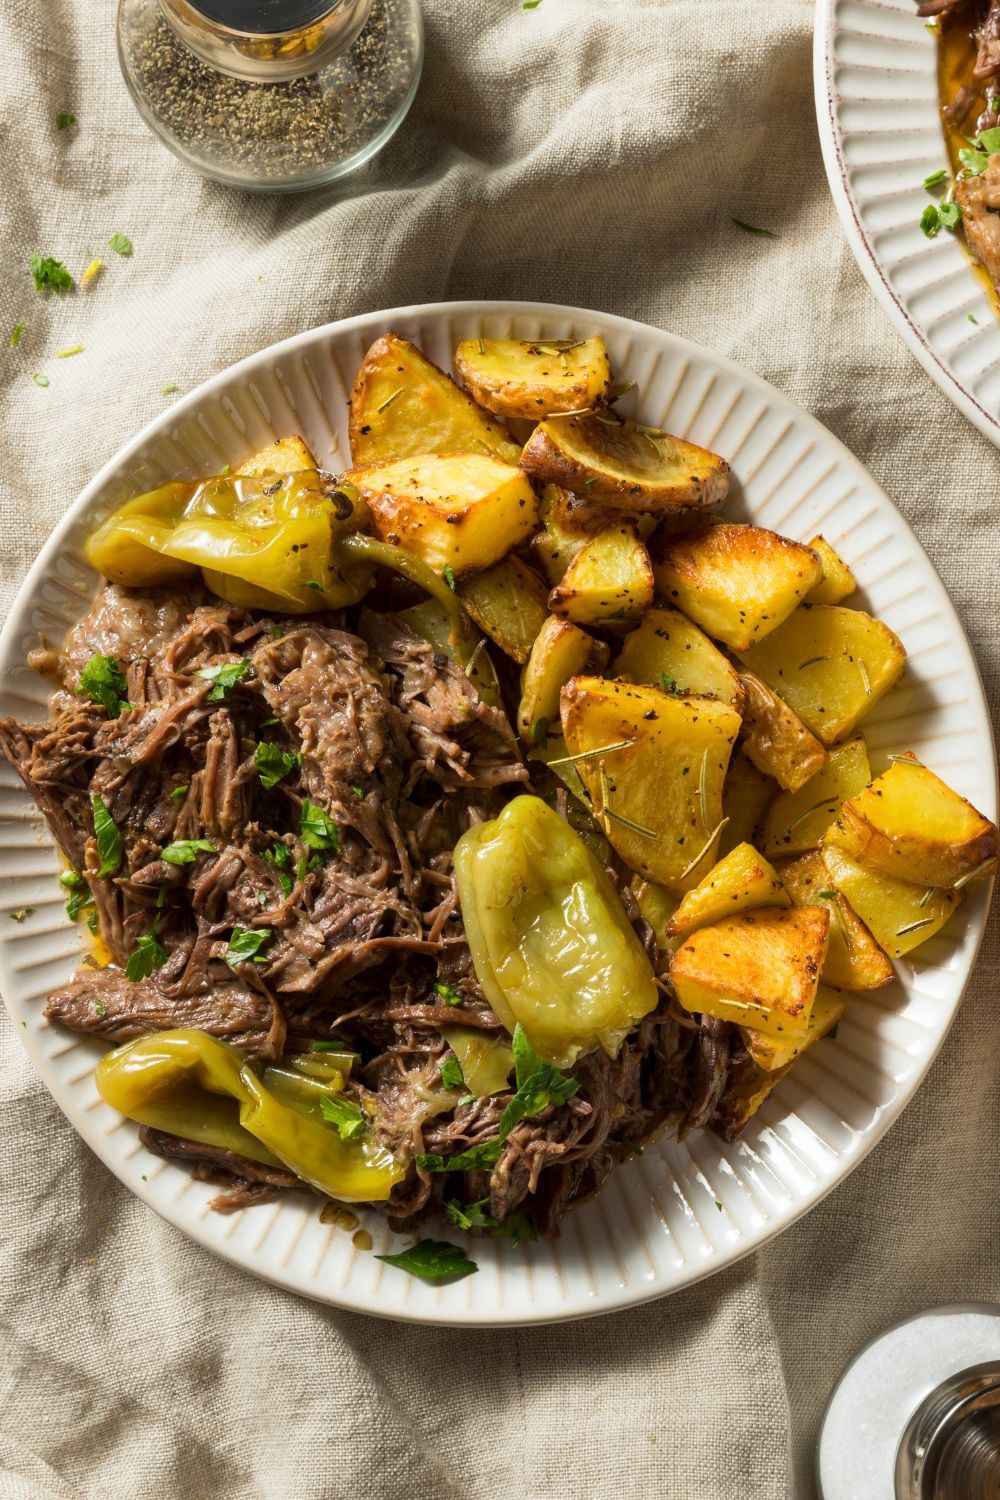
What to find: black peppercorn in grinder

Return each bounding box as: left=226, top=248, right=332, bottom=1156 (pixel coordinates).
left=116, top=0, right=423, bottom=191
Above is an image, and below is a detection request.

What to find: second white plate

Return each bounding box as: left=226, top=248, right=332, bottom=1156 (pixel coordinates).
left=815, top=0, right=1000, bottom=446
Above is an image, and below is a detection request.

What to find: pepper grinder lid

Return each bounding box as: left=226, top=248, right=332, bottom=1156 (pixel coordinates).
left=187, top=0, right=341, bottom=31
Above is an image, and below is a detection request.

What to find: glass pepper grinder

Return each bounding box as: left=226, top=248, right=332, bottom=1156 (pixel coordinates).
left=116, top=0, right=423, bottom=192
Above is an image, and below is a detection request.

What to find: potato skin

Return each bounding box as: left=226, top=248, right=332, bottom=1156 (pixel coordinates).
left=520, top=413, right=730, bottom=512
left=454, top=336, right=612, bottom=420
left=739, top=671, right=827, bottom=793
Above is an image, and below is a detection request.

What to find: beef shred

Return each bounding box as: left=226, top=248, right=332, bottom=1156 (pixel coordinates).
left=0, top=583, right=726, bottom=1234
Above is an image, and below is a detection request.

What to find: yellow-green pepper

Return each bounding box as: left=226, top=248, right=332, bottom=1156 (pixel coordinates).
left=86, top=471, right=373, bottom=612
left=453, top=796, right=658, bottom=1067
left=96, top=1029, right=404, bottom=1202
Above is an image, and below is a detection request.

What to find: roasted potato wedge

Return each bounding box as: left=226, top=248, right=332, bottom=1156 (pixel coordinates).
left=738, top=604, right=906, bottom=745
left=739, top=671, right=828, bottom=793
left=714, top=1053, right=792, bottom=1138
left=652, top=524, right=822, bottom=652
left=761, top=737, right=871, bottom=858
left=613, top=605, right=745, bottom=711
left=669, top=905, right=830, bottom=1037
left=345, top=453, right=539, bottom=577
left=457, top=555, right=549, bottom=665
left=548, top=524, right=654, bottom=625
left=349, top=333, right=520, bottom=466
left=236, top=434, right=316, bottom=477
left=805, top=536, right=857, bottom=605
left=530, top=484, right=593, bottom=586
left=776, top=849, right=893, bottom=991
left=825, top=754, right=999, bottom=890
left=720, top=752, right=775, bottom=856
left=820, top=843, right=962, bottom=959
left=520, top=412, right=729, bottom=512
left=560, top=676, right=741, bottom=893
left=518, top=616, right=608, bottom=743
left=454, top=335, right=611, bottom=419
left=741, top=984, right=845, bottom=1073
left=667, top=842, right=790, bottom=938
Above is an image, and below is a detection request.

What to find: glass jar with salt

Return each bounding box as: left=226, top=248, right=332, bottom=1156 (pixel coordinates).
left=116, top=0, right=423, bottom=192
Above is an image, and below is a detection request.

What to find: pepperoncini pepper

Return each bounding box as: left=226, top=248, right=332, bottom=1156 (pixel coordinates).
left=95, top=1029, right=404, bottom=1202
left=453, top=796, right=658, bottom=1068
left=86, top=471, right=373, bottom=612
left=85, top=469, right=478, bottom=662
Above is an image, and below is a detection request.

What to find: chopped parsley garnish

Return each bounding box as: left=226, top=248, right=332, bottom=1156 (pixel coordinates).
left=30, top=255, right=73, bottom=293
left=81, top=259, right=102, bottom=284
left=731, top=219, right=778, bottom=239
left=86, top=911, right=99, bottom=934
left=300, top=798, right=340, bottom=853
left=660, top=672, right=679, bottom=694
left=170, top=784, right=189, bottom=800
left=124, top=931, right=168, bottom=982
left=224, top=926, right=273, bottom=968
left=318, top=1094, right=365, bottom=1140
left=415, top=1139, right=504, bottom=1173
left=530, top=716, right=549, bottom=746
left=304, top=580, right=323, bottom=592
left=440, top=1055, right=465, bottom=1090
left=374, top=1240, right=478, bottom=1282
left=923, top=168, right=947, bottom=190
left=161, top=382, right=178, bottom=395
left=498, top=1024, right=578, bottom=1142
left=263, top=843, right=294, bottom=896
left=108, top=232, right=133, bottom=256
left=254, top=741, right=301, bottom=790
left=196, top=659, right=251, bottom=701
left=350, top=783, right=364, bottom=799
left=94, top=999, right=107, bottom=1018
left=60, top=869, right=94, bottom=922
left=32, top=373, right=49, bottom=388
left=91, top=794, right=123, bottom=877
left=433, top=981, right=463, bottom=1006
left=160, top=839, right=216, bottom=865
left=522, top=1, right=543, bottom=9
left=815, top=888, right=838, bottom=901
left=8, top=322, right=24, bottom=347
left=56, top=344, right=84, bottom=358
left=921, top=200, right=961, bottom=238
left=8, top=908, right=33, bottom=923
left=79, top=654, right=130, bottom=718
left=443, top=563, right=456, bottom=591
left=444, top=1199, right=536, bottom=1245
left=57, top=112, right=77, bottom=130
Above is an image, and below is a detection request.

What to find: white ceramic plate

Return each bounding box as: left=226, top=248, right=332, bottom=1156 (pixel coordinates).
left=816, top=0, right=1000, bottom=446
left=0, top=301, right=994, bottom=1326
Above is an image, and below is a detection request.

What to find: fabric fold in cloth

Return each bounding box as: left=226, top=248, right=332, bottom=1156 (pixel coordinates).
left=0, top=2, right=997, bottom=1497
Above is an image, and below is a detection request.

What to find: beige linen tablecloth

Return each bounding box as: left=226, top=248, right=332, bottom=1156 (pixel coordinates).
left=0, top=1, right=997, bottom=1495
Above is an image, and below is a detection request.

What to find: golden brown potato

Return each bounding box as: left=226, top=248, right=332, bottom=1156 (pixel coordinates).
left=669, top=905, right=830, bottom=1037
left=820, top=843, right=962, bottom=959
left=737, top=604, right=906, bottom=745
left=517, top=615, right=608, bottom=743
left=776, top=849, right=893, bottom=991
left=739, top=671, right=828, bottom=794
left=520, top=411, right=729, bottom=512
left=741, top=984, right=845, bottom=1072
left=825, top=754, right=999, bottom=890
left=349, top=333, right=520, bottom=466
left=454, top=336, right=611, bottom=419
left=667, top=842, right=790, bottom=938
left=456, top=555, right=549, bottom=664
left=652, top=523, right=822, bottom=652
left=560, top=675, right=742, bottom=893
left=805, top=536, right=857, bottom=605
left=548, top=524, right=654, bottom=625
left=345, top=453, right=539, bottom=578
left=613, top=605, right=745, bottom=711
left=761, top=737, right=871, bottom=858
left=530, top=484, right=594, bottom=586
left=720, top=752, right=775, bottom=856
left=714, top=1053, right=792, bottom=1137
left=236, top=434, right=316, bottom=477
